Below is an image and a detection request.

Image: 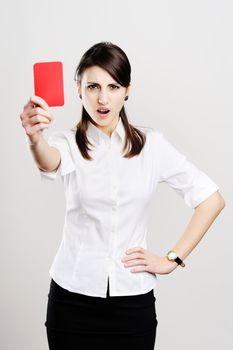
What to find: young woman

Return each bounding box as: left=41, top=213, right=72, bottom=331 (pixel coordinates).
left=20, top=41, right=225, bottom=350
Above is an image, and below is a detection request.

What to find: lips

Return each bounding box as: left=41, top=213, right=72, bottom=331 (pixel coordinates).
left=96, top=107, right=110, bottom=118
left=96, top=107, right=110, bottom=114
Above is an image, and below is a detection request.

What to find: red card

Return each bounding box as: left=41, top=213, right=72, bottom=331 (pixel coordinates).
left=33, top=61, right=64, bottom=106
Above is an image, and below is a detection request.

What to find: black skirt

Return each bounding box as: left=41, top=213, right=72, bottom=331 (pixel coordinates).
left=45, top=278, right=158, bottom=350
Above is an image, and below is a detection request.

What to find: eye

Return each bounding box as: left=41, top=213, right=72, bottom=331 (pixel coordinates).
left=110, top=85, right=120, bottom=90
left=87, top=84, right=98, bottom=90
left=87, top=84, right=120, bottom=90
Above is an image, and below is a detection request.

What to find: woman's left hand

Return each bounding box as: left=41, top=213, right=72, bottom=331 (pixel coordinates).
left=121, top=246, right=178, bottom=275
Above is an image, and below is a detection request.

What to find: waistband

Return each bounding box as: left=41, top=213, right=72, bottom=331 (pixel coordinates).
left=49, top=278, right=155, bottom=304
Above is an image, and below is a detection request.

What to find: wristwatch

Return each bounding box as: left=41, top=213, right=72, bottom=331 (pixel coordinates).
left=166, top=250, right=185, bottom=267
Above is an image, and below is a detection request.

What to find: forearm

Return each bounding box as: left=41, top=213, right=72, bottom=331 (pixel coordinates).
left=28, top=137, right=61, bottom=172
left=121, top=192, right=225, bottom=275
left=170, top=191, right=225, bottom=262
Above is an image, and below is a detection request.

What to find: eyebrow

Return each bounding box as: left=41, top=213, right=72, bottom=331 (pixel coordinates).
left=87, top=81, right=119, bottom=85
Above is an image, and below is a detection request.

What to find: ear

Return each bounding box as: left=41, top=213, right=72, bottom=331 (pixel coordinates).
left=125, top=84, right=131, bottom=97
left=77, top=82, right=81, bottom=95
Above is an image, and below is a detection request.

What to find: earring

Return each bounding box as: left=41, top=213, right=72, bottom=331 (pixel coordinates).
left=79, top=94, right=82, bottom=99
left=124, top=96, right=128, bottom=101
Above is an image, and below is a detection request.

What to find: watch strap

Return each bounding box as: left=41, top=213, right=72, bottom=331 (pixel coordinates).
left=174, top=256, right=185, bottom=267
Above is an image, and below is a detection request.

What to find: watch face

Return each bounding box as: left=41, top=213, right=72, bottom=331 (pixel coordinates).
left=168, top=251, right=177, bottom=260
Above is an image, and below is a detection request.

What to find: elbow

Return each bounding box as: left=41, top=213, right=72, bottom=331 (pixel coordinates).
left=215, top=199, right=226, bottom=217
left=195, top=191, right=226, bottom=211
left=215, top=191, right=226, bottom=211
left=215, top=196, right=225, bottom=217
left=218, top=197, right=226, bottom=211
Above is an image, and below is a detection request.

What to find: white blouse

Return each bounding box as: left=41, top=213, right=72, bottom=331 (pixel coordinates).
left=39, top=117, right=219, bottom=298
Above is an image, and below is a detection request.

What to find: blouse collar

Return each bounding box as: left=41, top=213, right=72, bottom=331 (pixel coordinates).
left=86, top=117, right=125, bottom=145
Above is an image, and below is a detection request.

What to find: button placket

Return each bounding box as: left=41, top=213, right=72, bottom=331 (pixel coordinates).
left=108, top=145, right=118, bottom=204
left=108, top=229, right=117, bottom=260
left=107, top=141, right=119, bottom=262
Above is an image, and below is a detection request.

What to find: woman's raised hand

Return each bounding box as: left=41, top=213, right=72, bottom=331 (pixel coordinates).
left=20, top=95, right=54, bottom=145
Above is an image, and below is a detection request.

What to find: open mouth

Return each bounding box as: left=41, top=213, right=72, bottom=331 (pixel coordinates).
left=96, top=108, right=110, bottom=117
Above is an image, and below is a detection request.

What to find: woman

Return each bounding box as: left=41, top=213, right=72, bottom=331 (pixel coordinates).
left=20, top=41, right=225, bottom=350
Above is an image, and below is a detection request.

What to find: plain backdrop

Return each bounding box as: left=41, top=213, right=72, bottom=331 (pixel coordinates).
left=1, top=0, right=232, bottom=349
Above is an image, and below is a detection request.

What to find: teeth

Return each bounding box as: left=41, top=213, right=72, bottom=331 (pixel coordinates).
left=98, top=109, right=109, bottom=113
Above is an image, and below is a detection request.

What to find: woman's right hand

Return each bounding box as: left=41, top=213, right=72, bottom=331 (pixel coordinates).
left=20, top=95, right=54, bottom=145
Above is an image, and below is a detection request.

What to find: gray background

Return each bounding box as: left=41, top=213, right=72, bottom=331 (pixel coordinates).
left=1, top=0, right=232, bottom=349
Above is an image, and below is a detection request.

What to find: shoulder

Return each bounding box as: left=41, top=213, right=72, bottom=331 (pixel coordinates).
left=46, top=129, right=76, bottom=147
left=47, top=129, right=75, bottom=139
left=133, top=124, right=163, bottom=141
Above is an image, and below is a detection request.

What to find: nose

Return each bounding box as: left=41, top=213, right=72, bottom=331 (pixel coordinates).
left=98, top=90, right=108, bottom=104
left=99, top=98, right=108, bottom=104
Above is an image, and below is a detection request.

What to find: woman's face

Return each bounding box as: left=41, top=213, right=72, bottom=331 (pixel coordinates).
left=78, top=65, right=130, bottom=137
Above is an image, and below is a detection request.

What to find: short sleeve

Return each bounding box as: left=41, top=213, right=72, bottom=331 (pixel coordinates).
left=39, top=130, right=76, bottom=182
left=156, top=129, right=219, bottom=209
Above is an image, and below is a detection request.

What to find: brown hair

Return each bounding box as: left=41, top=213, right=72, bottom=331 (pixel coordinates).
left=73, top=41, right=146, bottom=160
